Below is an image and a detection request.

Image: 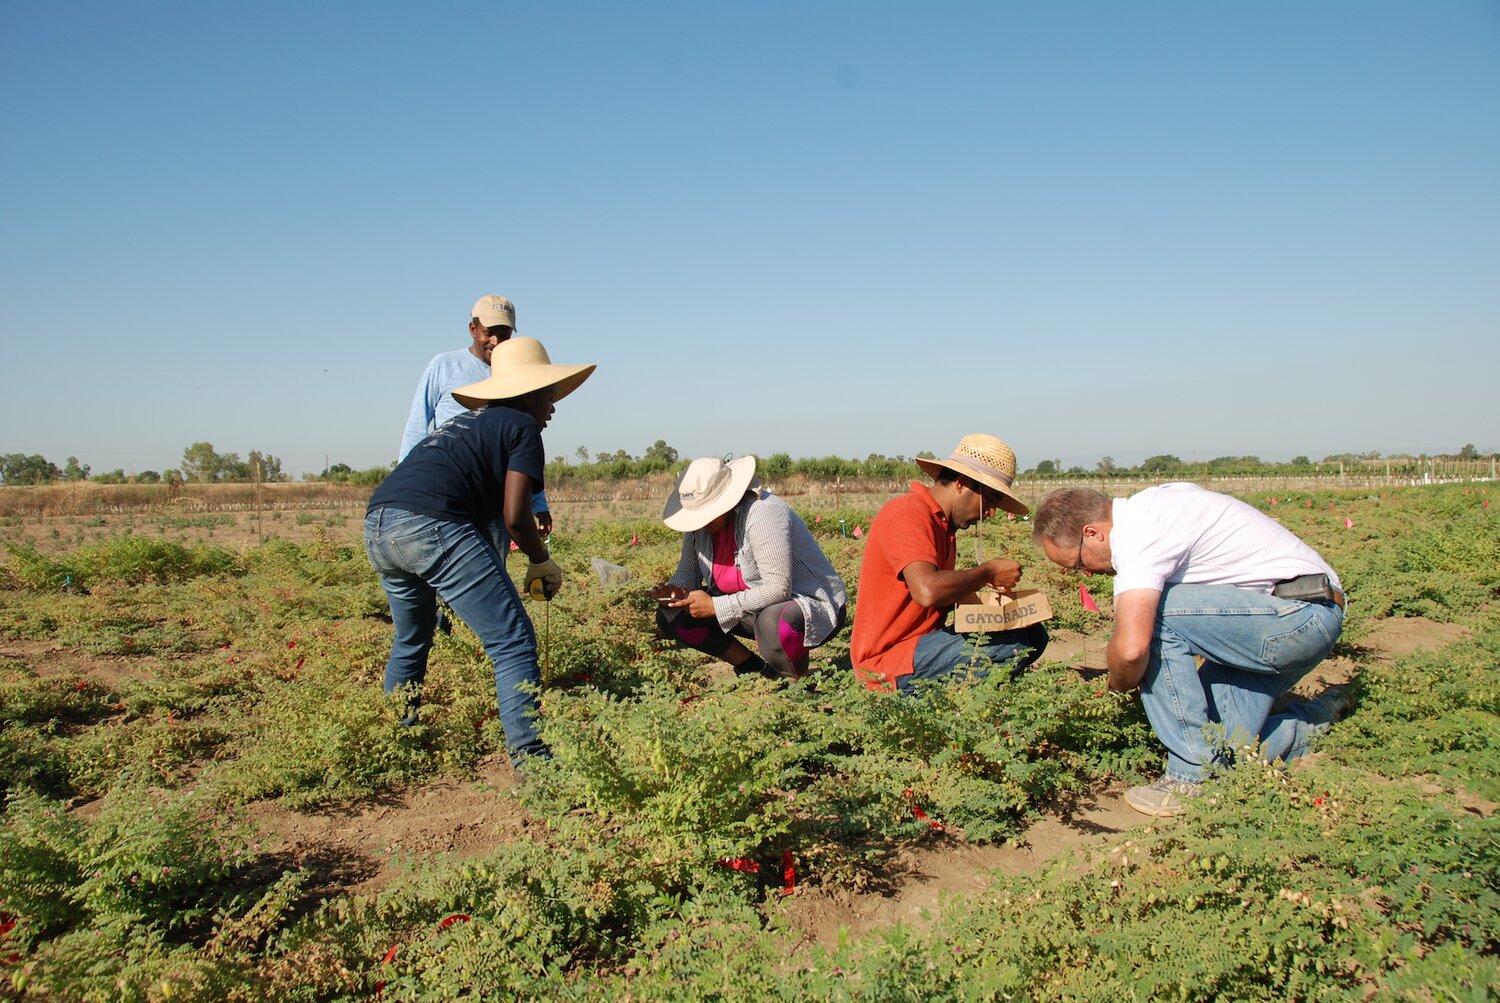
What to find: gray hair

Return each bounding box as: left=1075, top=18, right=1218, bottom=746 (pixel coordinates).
left=1031, top=488, right=1111, bottom=548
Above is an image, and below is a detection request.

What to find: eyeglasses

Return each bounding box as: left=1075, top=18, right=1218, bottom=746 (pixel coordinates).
left=1072, top=530, right=1088, bottom=572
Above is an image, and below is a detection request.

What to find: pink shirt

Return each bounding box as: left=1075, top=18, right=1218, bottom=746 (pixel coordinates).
left=711, top=525, right=747, bottom=593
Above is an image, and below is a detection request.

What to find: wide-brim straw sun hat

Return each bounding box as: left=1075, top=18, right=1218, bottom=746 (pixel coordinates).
left=451, top=337, right=596, bottom=410
left=915, top=433, right=1030, bottom=516
left=662, top=456, right=761, bottom=532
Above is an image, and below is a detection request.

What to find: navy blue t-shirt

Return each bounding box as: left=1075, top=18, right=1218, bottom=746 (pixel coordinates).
left=368, top=405, right=544, bottom=526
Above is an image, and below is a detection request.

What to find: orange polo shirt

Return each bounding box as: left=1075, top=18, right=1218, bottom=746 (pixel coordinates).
left=850, top=482, right=955, bottom=691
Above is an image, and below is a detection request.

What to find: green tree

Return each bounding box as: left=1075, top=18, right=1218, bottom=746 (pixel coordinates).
left=643, top=440, right=678, bottom=465
left=574, top=445, right=590, bottom=464
left=1034, top=459, right=1057, bottom=475
left=1096, top=456, right=1116, bottom=475
left=1458, top=443, right=1480, bottom=460
left=180, top=442, right=222, bottom=483
left=0, top=453, right=62, bottom=485
left=760, top=452, right=792, bottom=480
left=1140, top=454, right=1183, bottom=475
left=246, top=450, right=284, bottom=482
left=63, top=456, right=90, bottom=481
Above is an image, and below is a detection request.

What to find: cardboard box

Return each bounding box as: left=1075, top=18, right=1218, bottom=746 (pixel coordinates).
left=953, top=589, right=1053, bottom=633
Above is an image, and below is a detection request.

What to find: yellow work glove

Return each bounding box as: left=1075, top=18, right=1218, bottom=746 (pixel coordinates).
left=525, top=558, right=563, bottom=601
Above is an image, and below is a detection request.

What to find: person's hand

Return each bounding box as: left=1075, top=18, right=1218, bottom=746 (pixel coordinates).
left=981, top=558, right=1023, bottom=592
left=535, top=511, right=553, bottom=539
left=670, top=589, right=717, bottom=619
left=650, top=583, right=689, bottom=604
left=526, top=557, right=563, bottom=601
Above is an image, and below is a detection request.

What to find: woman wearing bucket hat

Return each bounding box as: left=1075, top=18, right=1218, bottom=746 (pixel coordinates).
left=654, top=456, right=847, bottom=679
left=850, top=433, right=1048, bottom=693
left=365, top=337, right=594, bottom=766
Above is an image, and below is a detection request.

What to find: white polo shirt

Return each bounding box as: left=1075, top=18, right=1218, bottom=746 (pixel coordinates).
left=1110, top=483, right=1340, bottom=596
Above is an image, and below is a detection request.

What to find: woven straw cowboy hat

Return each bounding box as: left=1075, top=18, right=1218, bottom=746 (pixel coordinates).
left=451, top=337, right=596, bottom=410
left=662, top=456, right=761, bottom=532
left=915, top=433, right=1029, bottom=516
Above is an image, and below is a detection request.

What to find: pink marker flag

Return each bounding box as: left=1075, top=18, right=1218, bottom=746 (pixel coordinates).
left=631, top=532, right=639, bottom=547
left=509, top=541, right=519, bottom=551
left=1269, top=497, right=1277, bottom=506
left=1079, top=583, right=1099, bottom=612
left=1306, top=500, right=1312, bottom=508
left=815, top=514, right=821, bottom=523
left=1344, top=517, right=1354, bottom=529
left=852, top=525, right=863, bottom=538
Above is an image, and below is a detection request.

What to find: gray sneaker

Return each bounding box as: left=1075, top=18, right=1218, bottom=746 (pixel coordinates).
left=1311, top=687, right=1353, bottom=723
left=1125, top=777, right=1204, bottom=817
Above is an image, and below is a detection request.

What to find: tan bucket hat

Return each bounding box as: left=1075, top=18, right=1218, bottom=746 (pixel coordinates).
left=916, top=434, right=1029, bottom=516
left=451, top=337, right=595, bottom=410
left=662, top=456, right=761, bottom=532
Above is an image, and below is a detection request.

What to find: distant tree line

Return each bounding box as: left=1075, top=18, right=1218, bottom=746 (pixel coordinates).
left=1030, top=445, right=1494, bottom=479
left=0, top=443, right=288, bottom=486
left=2, top=442, right=1492, bottom=488
left=305, top=461, right=395, bottom=486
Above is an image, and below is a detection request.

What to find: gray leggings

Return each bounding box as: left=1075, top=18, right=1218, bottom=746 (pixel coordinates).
left=656, top=599, right=842, bottom=678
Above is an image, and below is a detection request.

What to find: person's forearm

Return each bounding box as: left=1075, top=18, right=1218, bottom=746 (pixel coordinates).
left=910, top=566, right=995, bottom=607
left=505, top=516, right=548, bottom=563
left=1106, top=635, right=1148, bottom=691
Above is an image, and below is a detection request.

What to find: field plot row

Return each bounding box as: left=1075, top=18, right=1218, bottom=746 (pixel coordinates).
left=0, top=484, right=1496, bottom=1000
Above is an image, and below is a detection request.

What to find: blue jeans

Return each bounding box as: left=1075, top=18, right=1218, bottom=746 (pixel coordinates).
left=364, top=507, right=546, bottom=765
left=896, top=623, right=1049, bottom=693
left=1140, top=584, right=1344, bottom=783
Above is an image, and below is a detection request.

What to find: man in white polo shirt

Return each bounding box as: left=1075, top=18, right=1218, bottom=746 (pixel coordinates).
left=1032, top=483, right=1348, bottom=816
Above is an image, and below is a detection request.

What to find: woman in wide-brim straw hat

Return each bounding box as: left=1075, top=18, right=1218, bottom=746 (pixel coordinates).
left=654, top=455, right=847, bottom=679
left=365, top=338, right=594, bottom=766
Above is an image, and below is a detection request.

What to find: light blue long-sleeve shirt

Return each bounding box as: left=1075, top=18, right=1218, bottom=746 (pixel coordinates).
left=398, top=348, right=549, bottom=514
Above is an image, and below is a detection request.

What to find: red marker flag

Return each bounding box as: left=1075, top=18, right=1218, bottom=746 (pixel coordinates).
left=781, top=851, right=797, bottom=896
left=1344, top=517, right=1354, bottom=529
left=1080, top=584, right=1099, bottom=612
left=631, top=532, right=639, bottom=547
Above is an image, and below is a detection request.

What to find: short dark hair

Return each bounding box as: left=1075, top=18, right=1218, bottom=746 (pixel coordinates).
left=1031, top=488, right=1110, bottom=547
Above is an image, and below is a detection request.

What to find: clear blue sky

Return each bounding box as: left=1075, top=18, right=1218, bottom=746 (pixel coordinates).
left=2, top=1, right=1496, bottom=477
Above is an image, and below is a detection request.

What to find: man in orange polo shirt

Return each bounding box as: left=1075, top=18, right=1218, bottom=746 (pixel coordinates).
left=851, top=434, right=1047, bottom=692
